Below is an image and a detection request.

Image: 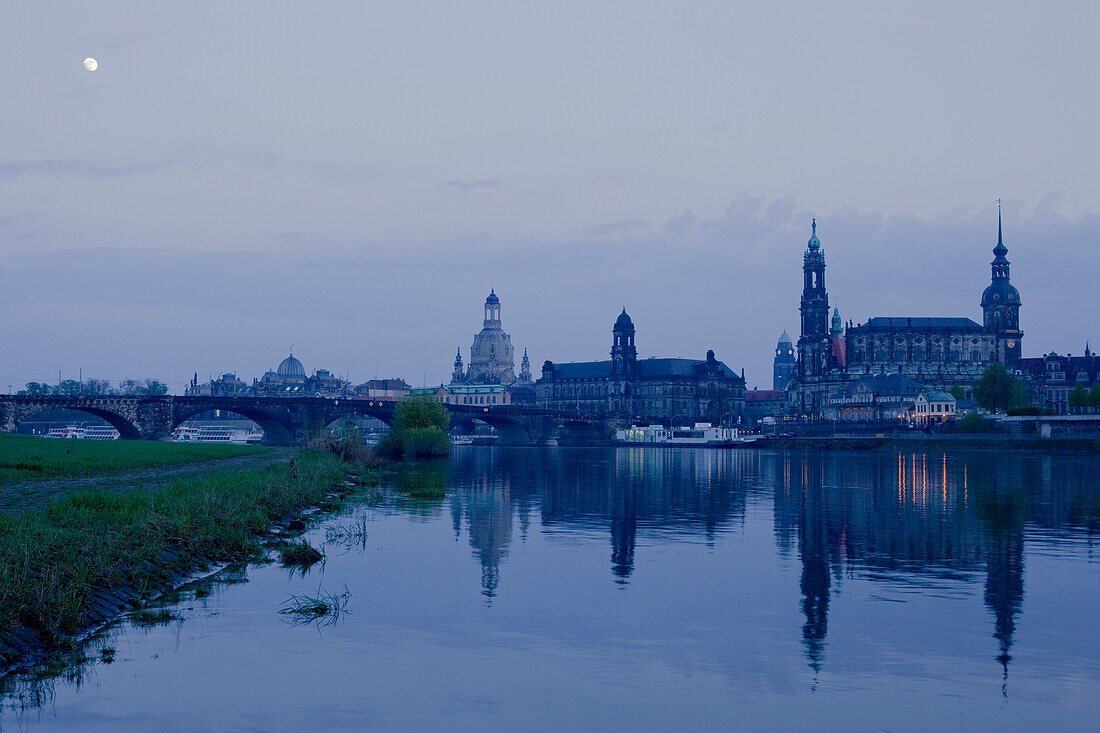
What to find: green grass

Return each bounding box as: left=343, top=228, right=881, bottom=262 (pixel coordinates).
left=0, top=451, right=346, bottom=637
left=277, top=539, right=325, bottom=568
left=278, top=586, right=351, bottom=625
left=0, top=432, right=267, bottom=485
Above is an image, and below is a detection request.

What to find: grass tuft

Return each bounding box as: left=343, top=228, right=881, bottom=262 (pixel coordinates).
left=277, top=539, right=325, bottom=568
left=278, top=586, right=350, bottom=625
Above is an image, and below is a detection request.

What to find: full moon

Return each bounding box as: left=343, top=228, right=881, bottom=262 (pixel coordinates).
left=83, top=57, right=98, bottom=72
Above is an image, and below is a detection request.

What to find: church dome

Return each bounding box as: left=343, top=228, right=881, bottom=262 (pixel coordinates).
left=778, top=330, right=793, bottom=346
left=981, top=281, right=1021, bottom=307
left=277, top=353, right=306, bottom=378
left=485, top=288, right=500, bottom=306
left=615, top=308, right=633, bottom=329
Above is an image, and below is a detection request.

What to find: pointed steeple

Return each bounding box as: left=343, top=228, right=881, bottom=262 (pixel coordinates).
left=831, top=306, right=842, bottom=336
left=807, top=218, right=821, bottom=251
left=993, top=199, right=1008, bottom=259
left=452, top=346, right=465, bottom=383
left=519, top=347, right=532, bottom=382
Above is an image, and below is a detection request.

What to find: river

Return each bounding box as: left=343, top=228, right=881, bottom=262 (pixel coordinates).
left=3, top=446, right=1098, bottom=731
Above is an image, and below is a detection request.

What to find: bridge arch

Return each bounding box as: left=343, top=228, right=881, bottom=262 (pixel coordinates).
left=171, top=406, right=295, bottom=446
left=14, top=405, right=143, bottom=440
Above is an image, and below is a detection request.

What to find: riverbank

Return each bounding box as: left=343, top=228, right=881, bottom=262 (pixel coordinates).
left=0, top=450, right=370, bottom=673
left=0, top=433, right=267, bottom=485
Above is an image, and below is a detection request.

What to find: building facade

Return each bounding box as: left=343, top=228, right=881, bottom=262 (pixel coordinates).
left=536, top=310, right=747, bottom=424
left=1019, top=347, right=1099, bottom=414
left=790, top=206, right=1023, bottom=415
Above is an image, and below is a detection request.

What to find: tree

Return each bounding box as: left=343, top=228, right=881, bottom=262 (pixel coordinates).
left=141, top=379, right=169, bottom=396
left=83, top=378, right=112, bottom=395
left=378, top=396, right=452, bottom=458
left=19, top=382, right=53, bottom=396
left=57, top=380, right=82, bottom=396
left=117, top=379, right=142, bottom=396
left=1068, top=385, right=1089, bottom=412
left=1090, top=384, right=1100, bottom=410
left=948, top=384, right=966, bottom=401
left=973, top=363, right=1026, bottom=413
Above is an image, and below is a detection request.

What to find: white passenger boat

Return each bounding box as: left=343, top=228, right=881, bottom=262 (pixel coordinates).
left=42, top=425, right=120, bottom=440
left=613, top=423, right=753, bottom=447
left=171, top=425, right=264, bottom=444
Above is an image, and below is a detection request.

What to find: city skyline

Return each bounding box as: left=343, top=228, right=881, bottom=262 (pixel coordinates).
left=1, top=204, right=1094, bottom=394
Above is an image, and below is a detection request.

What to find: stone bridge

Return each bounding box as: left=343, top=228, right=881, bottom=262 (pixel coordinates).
left=0, top=395, right=607, bottom=446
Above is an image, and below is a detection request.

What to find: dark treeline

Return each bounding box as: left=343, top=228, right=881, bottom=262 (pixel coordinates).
left=17, top=379, right=169, bottom=397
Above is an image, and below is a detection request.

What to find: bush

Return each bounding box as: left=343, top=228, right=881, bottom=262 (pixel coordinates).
left=955, top=413, right=993, bottom=433
left=379, top=398, right=452, bottom=459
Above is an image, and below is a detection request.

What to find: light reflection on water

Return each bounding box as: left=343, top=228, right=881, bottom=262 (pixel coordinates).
left=3, top=447, right=1099, bottom=731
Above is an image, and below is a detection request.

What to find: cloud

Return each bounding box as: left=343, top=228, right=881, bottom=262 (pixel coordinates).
left=439, top=179, right=502, bottom=193
left=663, top=209, right=697, bottom=234
left=583, top=218, right=647, bottom=237
left=0, top=147, right=380, bottom=184
left=0, top=159, right=171, bottom=178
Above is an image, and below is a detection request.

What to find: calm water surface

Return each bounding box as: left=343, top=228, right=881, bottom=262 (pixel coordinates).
left=3, top=447, right=1099, bottom=731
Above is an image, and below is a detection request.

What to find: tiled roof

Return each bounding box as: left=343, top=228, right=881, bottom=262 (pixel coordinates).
left=855, top=317, right=984, bottom=331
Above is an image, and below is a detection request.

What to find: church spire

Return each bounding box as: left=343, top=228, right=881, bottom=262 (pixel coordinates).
left=807, top=218, right=821, bottom=251
left=994, top=199, right=1008, bottom=258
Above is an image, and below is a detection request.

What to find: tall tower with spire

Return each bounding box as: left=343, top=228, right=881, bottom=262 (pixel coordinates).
left=798, top=219, right=832, bottom=383
left=981, top=202, right=1023, bottom=369
left=452, top=347, right=465, bottom=383
left=518, top=348, right=532, bottom=383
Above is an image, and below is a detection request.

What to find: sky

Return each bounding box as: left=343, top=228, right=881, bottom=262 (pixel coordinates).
left=2, top=1, right=1098, bottom=392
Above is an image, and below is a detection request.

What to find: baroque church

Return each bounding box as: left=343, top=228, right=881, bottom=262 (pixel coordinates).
left=451, top=289, right=527, bottom=386
left=788, top=207, right=1023, bottom=414
left=447, top=290, right=535, bottom=406
left=535, top=309, right=747, bottom=423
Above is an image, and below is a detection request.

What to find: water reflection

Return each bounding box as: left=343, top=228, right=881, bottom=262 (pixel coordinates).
left=439, top=446, right=1097, bottom=683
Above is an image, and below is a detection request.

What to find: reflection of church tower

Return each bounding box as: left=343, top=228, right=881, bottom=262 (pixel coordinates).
left=980, top=486, right=1026, bottom=692
left=610, top=480, right=637, bottom=583
left=462, top=480, right=514, bottom=599
left=799, top=473, right=831, bottom=673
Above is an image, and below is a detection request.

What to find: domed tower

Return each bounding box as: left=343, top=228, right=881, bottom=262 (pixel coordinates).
left=276, top=351, right=306, bottom=381
left=798, top=219, right=831, bottom=380
left=611, top=309, right=637, bottom=378
left=773, top=331, right=796, bottom=390
left=981, top=203, right=1023, bottom=369
left=467, top=288, right=516, bottom=384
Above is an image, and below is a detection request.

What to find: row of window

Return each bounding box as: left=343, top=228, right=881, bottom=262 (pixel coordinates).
left=850, top=348, right=987, bottom=364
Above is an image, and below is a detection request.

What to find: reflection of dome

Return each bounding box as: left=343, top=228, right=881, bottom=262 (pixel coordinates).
left=277, top=353, right=306, bottom=378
